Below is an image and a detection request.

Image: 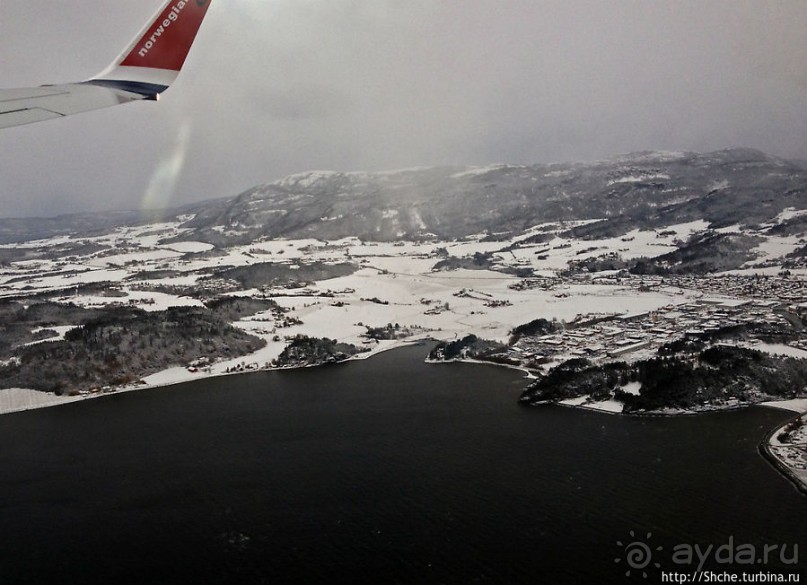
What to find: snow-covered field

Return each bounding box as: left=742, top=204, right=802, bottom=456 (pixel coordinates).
left=1, top=216, right=806, bottom=420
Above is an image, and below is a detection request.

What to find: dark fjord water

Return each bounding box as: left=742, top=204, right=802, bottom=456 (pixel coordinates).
left=0, top=344, right=804, bottom=584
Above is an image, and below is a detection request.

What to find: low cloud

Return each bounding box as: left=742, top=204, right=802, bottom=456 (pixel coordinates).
left=0, top=0, right=805, bottom=218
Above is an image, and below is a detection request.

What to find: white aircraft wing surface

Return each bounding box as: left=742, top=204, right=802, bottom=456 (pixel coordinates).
left=0, top=0, right=212, bottom=130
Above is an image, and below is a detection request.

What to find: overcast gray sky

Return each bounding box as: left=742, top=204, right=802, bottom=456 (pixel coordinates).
left=1, top=0, right=806, bottom=218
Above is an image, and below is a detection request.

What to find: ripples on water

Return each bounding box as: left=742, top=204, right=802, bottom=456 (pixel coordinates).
left=0, top=345, right=803, bottom=584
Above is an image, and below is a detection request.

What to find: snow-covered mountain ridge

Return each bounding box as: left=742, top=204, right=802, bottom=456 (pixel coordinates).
left=182, top=148, right=807, bottom=245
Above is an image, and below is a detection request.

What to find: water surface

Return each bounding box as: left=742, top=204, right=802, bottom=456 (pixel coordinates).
left=0, top=345, right=803, bottom=584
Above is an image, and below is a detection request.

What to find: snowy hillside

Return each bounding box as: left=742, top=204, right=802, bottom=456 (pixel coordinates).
left=180, top=148, right=807, bottom=245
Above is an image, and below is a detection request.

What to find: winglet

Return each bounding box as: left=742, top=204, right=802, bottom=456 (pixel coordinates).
left=91, top=0, right=212, bottom=96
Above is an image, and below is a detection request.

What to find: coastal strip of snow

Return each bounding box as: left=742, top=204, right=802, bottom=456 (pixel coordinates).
left=559, top=395, right=625, bottom=414
left=761, top=399, right=807, bottom=414
left=0, top=388, right=82, bottom=415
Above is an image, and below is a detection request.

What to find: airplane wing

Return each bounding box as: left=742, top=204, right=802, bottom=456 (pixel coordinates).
left=0, top=0, right=212, bottom=130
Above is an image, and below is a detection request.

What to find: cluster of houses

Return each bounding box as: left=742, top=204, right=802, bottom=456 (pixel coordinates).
left=509, top=298, right=800, bottom=368
left=653, top=274, right=807, bottom=306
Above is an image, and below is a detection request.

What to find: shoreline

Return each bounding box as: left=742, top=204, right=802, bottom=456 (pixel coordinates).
left=0, top=336, right=433, bottom=417
left=5, top=347, right=804, bottom=423
left=438, top=355, right=807, bottom=416
left=3, top=343, right=806, bottom=494
left=758, top=403, right=807, bottom=495
left=424, top=355, right=539, bottom=378
left=440, top=355, right=807, bottom=492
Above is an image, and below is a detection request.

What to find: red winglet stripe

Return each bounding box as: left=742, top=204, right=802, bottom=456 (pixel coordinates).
left=120, top=0, right=211, bottom=71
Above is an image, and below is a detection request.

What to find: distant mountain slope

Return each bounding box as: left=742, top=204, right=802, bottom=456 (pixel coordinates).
left=182, top=148, right=807, bottom=244
left=3, top=149, right=805, bottom=246
left=0, top=200, right=216, bottom=245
